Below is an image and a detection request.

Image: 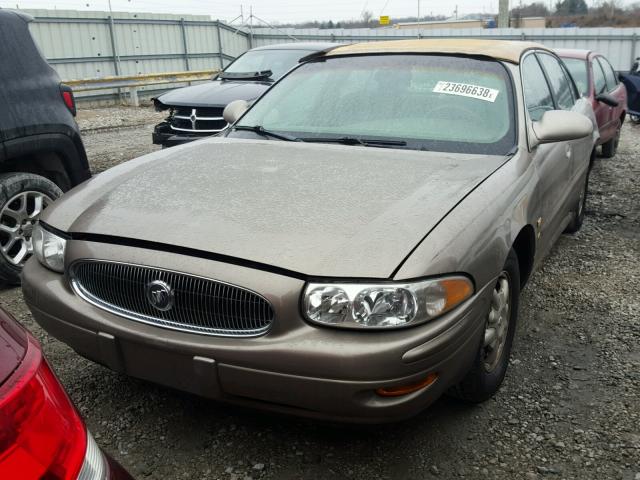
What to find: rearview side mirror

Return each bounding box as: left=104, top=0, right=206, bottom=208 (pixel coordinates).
left=595, top=93, right=619, bottom=107
left=223, top=99, right=249, bottom=125
left=531, top=110, right=593, bottom=147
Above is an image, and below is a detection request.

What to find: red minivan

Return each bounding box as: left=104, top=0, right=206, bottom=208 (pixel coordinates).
left=0, top=307, right=133, bottom=480
left=557, top=49, right=627, bottom=158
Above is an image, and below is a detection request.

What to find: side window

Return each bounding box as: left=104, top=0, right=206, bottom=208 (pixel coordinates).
left=522, top=54, right=555, bottom=122
left=592, top=58, right=607, bottom=94
left=597, top=57, right=618, bottom=91
left=560, top=62, right=580, bottom=100
left=537, top=53, right=575, bottom=110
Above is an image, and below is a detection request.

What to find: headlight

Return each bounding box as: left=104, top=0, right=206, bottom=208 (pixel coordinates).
left=303, top=276, right=473, bottom=329
left=32, top=223, right=67, bottom=273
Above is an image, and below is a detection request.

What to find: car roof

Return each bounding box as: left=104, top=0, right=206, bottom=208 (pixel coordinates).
left=250, top=42, right=340, bottom=52
left=323, top=38, right=552, bottom=64
left=0, top=9, right=34, bottom=23
left=555, top=48, right=591, bottom=60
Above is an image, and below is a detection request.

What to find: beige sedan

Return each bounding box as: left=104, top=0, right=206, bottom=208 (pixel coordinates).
left=23, top=39, right=597, bottom=422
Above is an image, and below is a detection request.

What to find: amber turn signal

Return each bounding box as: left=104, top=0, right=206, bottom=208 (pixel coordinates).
left=375, top=372, right=438, bottom=397
left=441, top=278, right=474, bottom=313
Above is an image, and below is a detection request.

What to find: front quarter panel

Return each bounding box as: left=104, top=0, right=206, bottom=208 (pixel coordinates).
left=393, top=148, right=536, bottom=291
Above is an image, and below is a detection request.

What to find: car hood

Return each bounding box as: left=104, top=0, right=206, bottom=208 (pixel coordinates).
left=156, top=80, right=271, bottom=108
left=43, top=139, right=507, bottom=278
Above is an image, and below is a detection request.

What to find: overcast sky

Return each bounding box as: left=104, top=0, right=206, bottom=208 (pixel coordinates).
left=7, top=0, right=636, bottom=24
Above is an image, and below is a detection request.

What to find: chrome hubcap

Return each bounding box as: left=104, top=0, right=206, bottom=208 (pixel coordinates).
left=483, top=272, right=510, bottom=372
left=0, top=191, right=52, bottom=266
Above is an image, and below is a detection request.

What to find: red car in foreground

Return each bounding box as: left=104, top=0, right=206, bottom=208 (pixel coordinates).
left=557, top=48, right=627, bottom=158
left=0, top=307, right=132, bottom=480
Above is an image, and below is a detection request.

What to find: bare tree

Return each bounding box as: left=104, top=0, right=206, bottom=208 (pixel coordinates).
left=361, top=10, right=374, bottom=26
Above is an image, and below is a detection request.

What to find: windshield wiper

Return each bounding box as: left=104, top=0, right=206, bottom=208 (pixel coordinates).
left=233, top=125, right=300, bottom=142
left=300, top=137, right=407, bottom=148
left=219, top=70, right=273, bottom=81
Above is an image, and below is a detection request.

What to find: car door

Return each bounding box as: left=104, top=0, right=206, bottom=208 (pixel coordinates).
left=591, top=55, right=612, bottom=141
left=537, top=52, right=592, bottom=182
left=521, top=52, right=572, bottom=252
left=598, top=56, right=625, bottom=133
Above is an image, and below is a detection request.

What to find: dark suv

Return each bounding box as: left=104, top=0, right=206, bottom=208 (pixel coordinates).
left=152, top=43, right=337, bottom=148
left=0, top=10, right=91, bottom=284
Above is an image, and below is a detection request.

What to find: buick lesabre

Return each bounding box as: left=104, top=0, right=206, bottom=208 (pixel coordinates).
left=22, top=39, right=597, bottom=422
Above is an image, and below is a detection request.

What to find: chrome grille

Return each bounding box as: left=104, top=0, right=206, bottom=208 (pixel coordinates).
left=170, top=106, right=227, bottom=134
left=69, top=260, right=274, bottom=337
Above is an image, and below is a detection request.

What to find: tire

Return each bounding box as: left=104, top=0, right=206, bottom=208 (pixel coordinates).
left=601, top=126, right=620, bottom=158
left=449, top=249, right=520, bottom=403
left=564, top=169, right=589, bottom=234
left=0, top=172, right=62, bottom=285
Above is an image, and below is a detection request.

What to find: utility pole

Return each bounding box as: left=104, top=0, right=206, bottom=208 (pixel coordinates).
left=249, top=5, right=254, bottom=49
left=417, top=0, right=420, bottom=21
left=498, top=0, right=509, bottom=27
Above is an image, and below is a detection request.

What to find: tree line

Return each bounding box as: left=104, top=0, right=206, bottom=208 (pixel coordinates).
left=275, top=1, right=640, bottom=29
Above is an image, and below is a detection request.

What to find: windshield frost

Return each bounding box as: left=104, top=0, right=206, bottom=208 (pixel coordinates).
left=236, top=54, right=516, bottom=154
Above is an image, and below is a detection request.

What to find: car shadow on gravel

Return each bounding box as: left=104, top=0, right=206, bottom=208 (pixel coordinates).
left=80, top=361, right=486, bottom=479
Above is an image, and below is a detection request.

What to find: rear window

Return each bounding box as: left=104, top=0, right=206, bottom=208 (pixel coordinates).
left=234, top=54, right=516, bottom=155
left=596, top=57, right=618, bottom=92
left=593, top=59, right=608, bottom=95
left=562, top=58, right=589, bottom=96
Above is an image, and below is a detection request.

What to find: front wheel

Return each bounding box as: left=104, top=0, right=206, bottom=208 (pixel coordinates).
left=0, top=173, right=62, bottom=285
left=449, top=249, right=520, bottom=403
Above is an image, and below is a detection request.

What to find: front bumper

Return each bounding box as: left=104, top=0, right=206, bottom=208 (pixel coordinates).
left=152, top=122, right=212, bottom=148
left=22, top=241, right=492, bottom=423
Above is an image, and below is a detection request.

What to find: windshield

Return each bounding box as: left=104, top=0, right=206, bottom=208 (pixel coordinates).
left=233, top=54, right=516, bottom=154
left=223, top=49, right=305, bottom=80
left=562, top=58, right=589, bottom=96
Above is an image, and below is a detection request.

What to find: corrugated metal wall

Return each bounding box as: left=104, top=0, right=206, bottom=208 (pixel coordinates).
left=250, top=26, right=639, bottom=70
left=23, top=9, right=250, bottom=97
left=18, top=9, right=640, bottom=100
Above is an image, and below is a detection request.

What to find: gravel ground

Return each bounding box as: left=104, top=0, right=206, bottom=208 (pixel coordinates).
left=1, top=107, right=638, bottom=480
left=76, top=106, right=165, bottom=173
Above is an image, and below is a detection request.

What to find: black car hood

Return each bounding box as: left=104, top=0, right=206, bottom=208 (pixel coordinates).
left=156, top=79, right=271, bottom=108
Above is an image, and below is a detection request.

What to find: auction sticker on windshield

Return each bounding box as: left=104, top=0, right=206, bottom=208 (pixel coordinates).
left=433, top=81, right=499, bottom=102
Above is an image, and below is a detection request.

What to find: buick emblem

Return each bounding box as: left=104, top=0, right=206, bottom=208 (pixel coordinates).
left=145, top=280, right=174, bottom=312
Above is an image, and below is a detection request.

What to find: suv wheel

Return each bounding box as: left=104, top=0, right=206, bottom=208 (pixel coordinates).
left=448, top=249, right=520, bottom=403
left=0, top=173, right=62, bottom=285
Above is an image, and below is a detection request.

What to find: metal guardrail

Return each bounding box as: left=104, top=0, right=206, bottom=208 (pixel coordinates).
left=64, top=70, right=219, bottom=106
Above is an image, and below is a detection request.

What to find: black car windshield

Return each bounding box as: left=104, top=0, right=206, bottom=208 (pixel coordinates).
left=233, top=54, right=516, bottom=155
left=562, top=58, right=589, bottom=96
left=222, top=49, right=305, bottom=80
